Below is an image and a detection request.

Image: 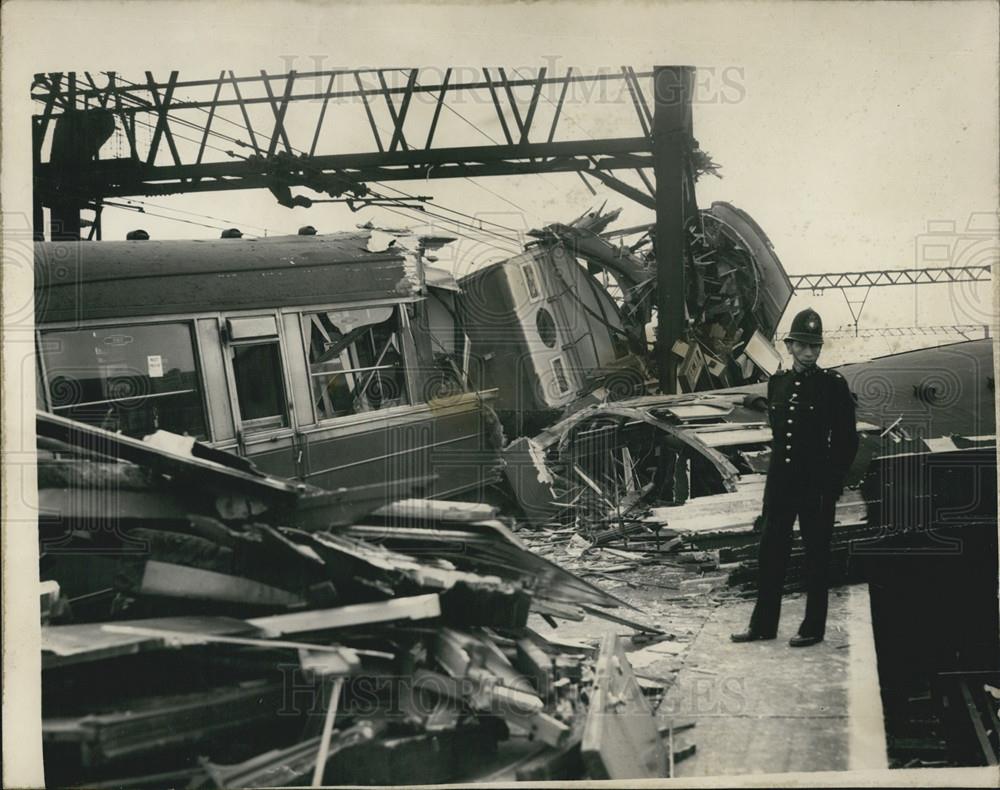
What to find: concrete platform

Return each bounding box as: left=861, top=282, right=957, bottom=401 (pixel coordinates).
left=661, top=584, right=888, bottom=777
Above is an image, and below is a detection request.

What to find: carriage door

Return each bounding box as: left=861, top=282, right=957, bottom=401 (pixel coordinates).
left=222, top=314, right=298, bottom=479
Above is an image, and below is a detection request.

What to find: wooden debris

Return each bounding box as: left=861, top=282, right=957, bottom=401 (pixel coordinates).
left=581, top=633, right=669, bottom=779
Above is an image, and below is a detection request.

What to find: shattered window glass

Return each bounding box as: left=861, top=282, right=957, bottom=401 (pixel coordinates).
left=40, top=322, right=208, bottom=439
left=303, top=307, right=409, bottom=420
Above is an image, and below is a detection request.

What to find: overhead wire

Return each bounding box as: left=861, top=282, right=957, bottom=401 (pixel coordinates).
left=117, top=197, right=270, bottom=234
left=375, top=204, right=521, bottom=255
left=100, top=201, right=235, bottom=233
left=36, top=69, right=561, bottom=247
left=396, top=69, right=559, bottom=217
left=97, top=72, right=256, bottom=152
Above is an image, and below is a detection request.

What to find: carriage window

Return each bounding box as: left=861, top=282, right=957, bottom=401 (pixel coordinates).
left=223, top=315, right=288, bottom=433
left=302, top=306, right=409, bottom=420
left=40, top=322, right=208, bottom=439
left=231, top=341, right=288, bottom=432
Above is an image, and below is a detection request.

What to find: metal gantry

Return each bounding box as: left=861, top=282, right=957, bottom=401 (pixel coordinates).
left=789, top=266, right=992, bottom=291
left=31, top=66, right=698, bottom=392
left=789, top=265, right=994, bottom=332
left=824, top=324, right=991, bottom=339
left=32, top=68, right=667, bottom=230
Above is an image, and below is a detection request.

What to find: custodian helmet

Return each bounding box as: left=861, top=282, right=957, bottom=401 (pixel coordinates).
left=784, top=308, right=824, bottom=345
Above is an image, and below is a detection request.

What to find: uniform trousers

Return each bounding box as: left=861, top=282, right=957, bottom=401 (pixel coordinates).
left=748, top=481, right=837, bottom=638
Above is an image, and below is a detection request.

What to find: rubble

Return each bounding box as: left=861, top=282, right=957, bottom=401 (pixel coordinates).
left=38, top=415, right=677, bottom=786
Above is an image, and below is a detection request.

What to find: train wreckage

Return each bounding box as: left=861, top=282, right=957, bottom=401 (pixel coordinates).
left=34, top=201, right=790, bottom=491
left=32, top=204, right=999, bottom=784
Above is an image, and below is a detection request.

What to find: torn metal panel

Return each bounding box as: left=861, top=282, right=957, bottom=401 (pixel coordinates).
left=529, top=219, right=652, bottom=297
left=698, top=201, right=793, bottom=340
left=518, top=201, right=794, bottom=399
left=544, top=403, right=741, bottom=488
left=501, top=436, right=560, bottom=524
left=509, top=400, right=741, bottom=527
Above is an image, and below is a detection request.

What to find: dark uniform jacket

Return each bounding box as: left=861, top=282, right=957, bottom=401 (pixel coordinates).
left=764, top=365, right=859, bottom=500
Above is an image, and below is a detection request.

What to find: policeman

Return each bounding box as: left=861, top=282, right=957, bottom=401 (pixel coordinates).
left=731, top=308, right=859, bottom=647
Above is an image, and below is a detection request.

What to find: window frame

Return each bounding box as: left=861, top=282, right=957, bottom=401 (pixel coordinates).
left=301, top=305, right=411, bottom=424
left=222, top=311, right=294, bottom=438
left=36, top=318, right=212, bottom=441
left=549, top=355, right=572, bottom=395
left=520, top=261, right=544, bottom=304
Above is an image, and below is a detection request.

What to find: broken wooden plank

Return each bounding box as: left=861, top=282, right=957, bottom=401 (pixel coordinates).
left=41, top=615, right=259, bottom=668
left=371, top=497, right=499, bottom=523
left=248, top=594, right=442, bottom=636
left=515, top=638, right=554, bottom=701
left=196, top=720, right=389, bottom=788
left=579, top=604, right=665, bottom=634
left=36, top=411, right=300, bottom=505
left=344, top=521, right=636, bottom=610
left=131, top=560, right=306, bottom=607
left=530, top=599, right=585, bottom=621
left=100, top=624, right=368, bottom=667
left=581, top=633, right=669, bottom=779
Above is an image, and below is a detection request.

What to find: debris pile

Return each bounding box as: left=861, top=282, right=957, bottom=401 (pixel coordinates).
left=531, top=201, right=793, bottom=392
left=37, top=412, right=675, bottom=786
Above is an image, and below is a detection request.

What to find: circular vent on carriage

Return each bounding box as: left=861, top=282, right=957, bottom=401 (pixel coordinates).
left=536, top=307, right=558, bottom=348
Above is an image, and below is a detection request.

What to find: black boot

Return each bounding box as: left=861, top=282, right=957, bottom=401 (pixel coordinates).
left=730, top=629, right=777, bottom=643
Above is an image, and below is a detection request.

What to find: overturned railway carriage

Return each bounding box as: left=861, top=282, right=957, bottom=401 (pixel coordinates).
left=34, top=232, right=502, bottom=499
left=455, top=240, right=646, bottom=438
left=506, top=338, right=996, bottom=529
left=455, top=201, right=795, bottom=438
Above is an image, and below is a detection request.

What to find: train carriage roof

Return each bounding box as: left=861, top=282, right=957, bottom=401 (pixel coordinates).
left=34, top=232, right=447, bottom=323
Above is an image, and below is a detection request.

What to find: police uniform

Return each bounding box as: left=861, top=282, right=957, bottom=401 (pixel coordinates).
left=735, top=309, right=859, bottom=645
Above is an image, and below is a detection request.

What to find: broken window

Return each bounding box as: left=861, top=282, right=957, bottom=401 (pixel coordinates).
left=303, top=307, right=409, bottom=420
left=39, top=322, right=208, bottom=439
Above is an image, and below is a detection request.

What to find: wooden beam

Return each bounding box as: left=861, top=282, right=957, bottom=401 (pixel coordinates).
left=248, top=593, right=442, bottom=635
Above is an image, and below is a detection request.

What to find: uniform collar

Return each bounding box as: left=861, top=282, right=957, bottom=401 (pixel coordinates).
left=793, top=364, right=821, bottom=379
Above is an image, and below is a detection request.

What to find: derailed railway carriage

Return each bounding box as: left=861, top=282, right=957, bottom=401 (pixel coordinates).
left=34, top=231, right=502, bottom=498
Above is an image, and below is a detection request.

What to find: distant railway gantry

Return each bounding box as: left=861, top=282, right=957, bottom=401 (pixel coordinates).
left=790, top=266, right=992, bottom=291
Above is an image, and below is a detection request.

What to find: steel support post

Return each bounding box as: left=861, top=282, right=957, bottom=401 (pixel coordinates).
left=652, top=67, right=695, bottom=394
